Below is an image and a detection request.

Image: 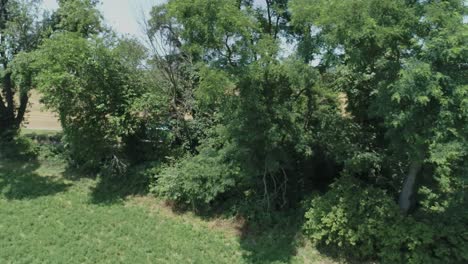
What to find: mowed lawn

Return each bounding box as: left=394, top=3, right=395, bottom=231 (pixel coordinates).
left=0, top=157, right=333, bottom=263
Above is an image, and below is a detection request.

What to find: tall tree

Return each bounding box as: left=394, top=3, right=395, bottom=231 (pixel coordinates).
left=152, top=0, right=343, bottom=210
left=0, top=0, right=102, bottom=140
left=15, top=0, right=146, bottom=172
left=26, top=32, right=145, bottom=172
left=290, top=0, right=467, bottom=213
left=54, top=0, right=102, bottom=36
left=0, top=0, right=44, bottom=139
left=144, top=3, right=200, bottom=152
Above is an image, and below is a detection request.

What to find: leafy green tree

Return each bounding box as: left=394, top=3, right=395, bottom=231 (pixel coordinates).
left=291, top=0, right=467, bottom=261
left=54, top=0, right=103, bottom=36
left=24, top=32, right=145, bottom=172
left=376, top=0, right=467, bottom=213
left=0, top=0, right=47, bottom=140
left=291, top=0, right=467, bottom=214
left=10, top=0, right=146, bottom=172
left=1, top=0, right=103, bottom=141
left=151, top=0, right=344, bottom=212
left=144, top=3, right=200, bottom=153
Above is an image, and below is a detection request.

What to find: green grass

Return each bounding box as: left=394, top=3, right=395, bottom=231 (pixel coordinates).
left=21, top=128, right=62, bottom=136
left=0, top=158, right=334, bottom=263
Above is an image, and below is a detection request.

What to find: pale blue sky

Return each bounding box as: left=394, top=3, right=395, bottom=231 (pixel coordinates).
left=42, top=0, right=468, bottom=37
left=42, top=0, right=165, bottom=38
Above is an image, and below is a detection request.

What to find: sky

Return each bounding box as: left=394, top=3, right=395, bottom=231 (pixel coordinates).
left=42, top=0, right=165, bottom=38
left=41, top=0, right=468, bottom=36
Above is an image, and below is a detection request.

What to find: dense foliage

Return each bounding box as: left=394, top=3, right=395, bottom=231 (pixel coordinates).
left=0, top=0, right=49, bottom=140
left=27, top=33, right=145, bottom=172
left=2, top=0, right=467, bottom=263
left=304, top=177, right=468, bottom=263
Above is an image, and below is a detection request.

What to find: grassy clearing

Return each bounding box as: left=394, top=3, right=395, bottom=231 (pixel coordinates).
left=0, top=156, right=333, bottom=263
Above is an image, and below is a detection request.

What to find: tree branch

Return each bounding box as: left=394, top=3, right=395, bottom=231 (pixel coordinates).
left=15, top=91, right=29, bottom=127
left=224, top=35, right=234, bottom=66
left=265, top=0, right=272, bottom=35
left=273, top=15, right=280, bottom=40
left=0, top=91, right=6, bottom=112
left=263, top=167, right=270, bottom=212
left=3, top=72, right=15, bottom=116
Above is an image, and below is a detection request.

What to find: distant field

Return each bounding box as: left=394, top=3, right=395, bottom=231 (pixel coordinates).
left=24, top=91, right=61, bottom=131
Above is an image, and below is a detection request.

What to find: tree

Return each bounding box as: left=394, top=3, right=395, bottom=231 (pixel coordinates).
left=1, top=0, right=103, bottom=141
left=151, top=0, right=344, bottom=211
left=54, top=0, right=103, bottom=36
left=25, top=32, right=145, bottom=172
left=377, top=0, right=467, bottom=213
left=290, top=0, right=467, bottom=213
left=144, top=3, right=200, bottom=153
left=0, top=0, right=46, bottom=140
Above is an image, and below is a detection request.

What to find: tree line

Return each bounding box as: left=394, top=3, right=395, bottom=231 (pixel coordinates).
left=1, top=0, right=467, bottom=263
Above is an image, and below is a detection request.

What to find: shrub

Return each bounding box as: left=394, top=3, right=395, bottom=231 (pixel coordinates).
left=303, top=177, right=400, bottom=261
left=303, top=176, right=468, bottom=263
left=152, top=144, right=240, bottom=208
left=397, top=208, right=468, bottom=264
left=0, top=135, right=38, bottom=161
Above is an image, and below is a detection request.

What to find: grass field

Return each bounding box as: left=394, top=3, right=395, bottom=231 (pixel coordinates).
left=0, top=149, right=334, bottom=263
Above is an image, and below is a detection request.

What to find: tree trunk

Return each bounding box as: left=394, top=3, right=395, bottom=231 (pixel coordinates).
left=0, top=72, right=22, bottom=140
left=398, top=161, right=422, bottom=214
left=0, top=0, right=26, bottom=140
left=15, top=91, right=29, bottom=127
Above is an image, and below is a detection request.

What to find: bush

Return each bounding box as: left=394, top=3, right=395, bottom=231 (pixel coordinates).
left=152, top=144, right=240, bottom=208
left=0, top=135, right=38, bottom=161
left=303, top=176, right=468, bottom=263
left=303, top=177, right=400, bottom=261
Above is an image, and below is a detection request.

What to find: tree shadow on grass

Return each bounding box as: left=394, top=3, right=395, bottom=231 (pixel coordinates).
left=62, top=165, right=96, bottom=182
left=88, top=165, right=151, bottom=205
left=165, top=202, right=307, bottom=264
left=238, top=212, right=307, bottom=264
left=0, top=159, right=71, bottom=200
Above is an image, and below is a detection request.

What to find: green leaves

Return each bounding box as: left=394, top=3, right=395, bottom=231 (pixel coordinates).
left=26, top=32, right=145, bottom=172
left=0, top=0, right=50, bottom=138
left=167, top=0, right=254, bottom=62
left=154, top=141, right=241, bottom=206
left=4, top=0, right=468, bottom=261
left=55, top=0, right=103, bottom=37
left=10, top=51, right=35, bottom=93
left=196, top=65, right=235, bottom=109
left=304, top=176, right=468, bottom=263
